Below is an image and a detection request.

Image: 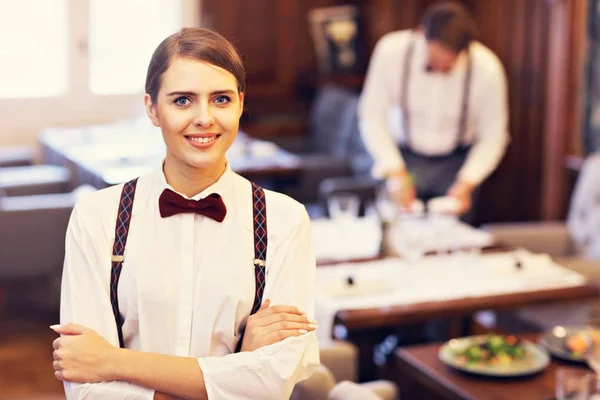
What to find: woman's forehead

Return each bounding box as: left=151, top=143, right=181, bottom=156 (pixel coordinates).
left=160, top=57, right=238, bottom=93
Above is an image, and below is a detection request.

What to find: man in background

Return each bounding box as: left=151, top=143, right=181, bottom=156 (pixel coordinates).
left=358, top=1, right=509, bottom=221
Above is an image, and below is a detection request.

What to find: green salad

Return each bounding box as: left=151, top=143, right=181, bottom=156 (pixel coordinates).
left=454, top=335, right=528, bottom=367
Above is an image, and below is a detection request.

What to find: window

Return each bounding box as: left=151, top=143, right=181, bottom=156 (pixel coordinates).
left=0, top=0, right=199, bottom=147
left=89, top=0, right=183, bottom=95
left=0, top=0, right=68, bottom=98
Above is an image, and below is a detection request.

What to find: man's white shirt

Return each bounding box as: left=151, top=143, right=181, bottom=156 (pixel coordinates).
left=358, top=30, right=509, bottom=184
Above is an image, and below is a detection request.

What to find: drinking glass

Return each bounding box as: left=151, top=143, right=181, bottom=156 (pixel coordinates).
left=555, top=367, right=593, bottom=400
left=391, top=212, right=429, bottom=264
left=327, top=193, right=360, bottom=259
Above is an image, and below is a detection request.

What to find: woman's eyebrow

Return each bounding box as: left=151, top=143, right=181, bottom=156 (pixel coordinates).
left=165, top=91, right=197, bottom=97
left=165, top=89, right=236, bottom=97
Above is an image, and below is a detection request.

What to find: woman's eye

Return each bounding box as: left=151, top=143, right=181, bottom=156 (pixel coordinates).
left=214, top=95, right=231, bottom=105
left=174, top=97, right=190, bottom=106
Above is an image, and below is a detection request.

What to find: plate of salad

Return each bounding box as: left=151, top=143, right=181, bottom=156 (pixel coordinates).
left=439, top=335, right=550, bottom=377
left=539, top=325, right=600, bottom=363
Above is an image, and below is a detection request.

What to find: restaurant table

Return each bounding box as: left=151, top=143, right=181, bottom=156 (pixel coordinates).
left=315, top=252, right=600, bottom=381
left=392, top=333, right=588, bottom=400
left=39, top=124, right=301, bottom=188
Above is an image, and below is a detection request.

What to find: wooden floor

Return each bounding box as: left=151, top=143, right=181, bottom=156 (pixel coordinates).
left=0, top=293, right=65, bottom=400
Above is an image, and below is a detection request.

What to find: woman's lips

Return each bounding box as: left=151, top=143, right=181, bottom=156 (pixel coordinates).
left=185, top=134, right=220, bottom=149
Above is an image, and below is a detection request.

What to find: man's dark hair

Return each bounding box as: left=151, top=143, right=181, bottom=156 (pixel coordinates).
left=421, top=2, right=475, bottom=53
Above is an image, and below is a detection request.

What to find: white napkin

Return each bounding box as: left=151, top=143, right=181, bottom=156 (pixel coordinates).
left=427, top=196, right=461, bottom=215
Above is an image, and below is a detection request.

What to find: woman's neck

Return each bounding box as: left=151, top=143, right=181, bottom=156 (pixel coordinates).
left=162, top=157, right=227, bottom=198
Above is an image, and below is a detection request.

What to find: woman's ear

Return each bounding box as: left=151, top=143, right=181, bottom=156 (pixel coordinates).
left=238, top=92, right=245, bottom=116
left=144, top=93, right=160, bottom=127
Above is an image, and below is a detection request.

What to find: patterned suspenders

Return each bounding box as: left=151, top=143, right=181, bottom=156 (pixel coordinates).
left=234, top=182, right=268, bottom=352
left=400, top=35, right=473, bottom=151
left=109, top=179, right=267, bottom=350
left=110, top=178, right=138, bottom=349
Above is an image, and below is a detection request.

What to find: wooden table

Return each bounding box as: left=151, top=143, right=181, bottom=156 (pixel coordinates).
left=392, top=333, right=588, bottom=400
left=336, top=284, right=599, bottom=331
left=332, top=273, right=598, bottom=382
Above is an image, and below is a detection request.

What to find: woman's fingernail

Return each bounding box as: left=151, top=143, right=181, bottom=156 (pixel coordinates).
left=50, top=324, right=61, bottom=330
left=309, top=324, right=319, bottom=329
left=309, top=319, right=318, bottom=324
left=297, top=308, right=305, bottom=314
left=298, top=329, right=308, bottom=334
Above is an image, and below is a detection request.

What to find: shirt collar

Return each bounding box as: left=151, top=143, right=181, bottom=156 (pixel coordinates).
left=152, top=160, right=235, bottom=204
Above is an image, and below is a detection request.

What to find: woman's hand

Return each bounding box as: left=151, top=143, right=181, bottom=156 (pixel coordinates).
left=240, top=299, right=317, bottom=352
left=51, top=323, right=118, bottom=383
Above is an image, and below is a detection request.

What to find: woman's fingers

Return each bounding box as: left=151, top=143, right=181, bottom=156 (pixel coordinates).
left=258, top=298, right=270, bottom=311
left=257, top=311, right=313, bottom=328
left=262, top=320, right=318, bottom=335
left=261, top=328, right=313, bottom=347
left=258, top=304, right=304, bottom=317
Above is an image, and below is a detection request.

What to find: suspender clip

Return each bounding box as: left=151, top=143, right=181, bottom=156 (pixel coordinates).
left=254, top=259, right=266, bottom=267
left=111, top=255, right=124, bottom=262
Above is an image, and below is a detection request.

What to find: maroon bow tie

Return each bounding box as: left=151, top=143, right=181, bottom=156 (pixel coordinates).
left=158, top=189, right=227, bottom=222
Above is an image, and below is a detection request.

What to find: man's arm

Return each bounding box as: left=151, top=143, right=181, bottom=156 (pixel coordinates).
left=455, top=62, right=509, bottom=187
left=358, top=34, right=407, bottom=180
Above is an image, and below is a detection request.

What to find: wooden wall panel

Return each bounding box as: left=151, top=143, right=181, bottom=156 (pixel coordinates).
left=199, top=0, right=582, bottom=223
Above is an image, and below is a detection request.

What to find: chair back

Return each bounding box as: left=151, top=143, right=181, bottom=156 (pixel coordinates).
left=309, top=85, right=359, bottom=156
left=318, top=175, right=379, bottom=217
left=338, top=96, right=373, bottom=177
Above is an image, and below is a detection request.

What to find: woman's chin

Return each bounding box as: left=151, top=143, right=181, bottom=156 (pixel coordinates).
left=186, top=155, right=226, bottom=172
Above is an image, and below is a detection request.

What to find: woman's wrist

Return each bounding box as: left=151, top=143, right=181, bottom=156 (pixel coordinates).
left=109, top=347, right=130, bottom=382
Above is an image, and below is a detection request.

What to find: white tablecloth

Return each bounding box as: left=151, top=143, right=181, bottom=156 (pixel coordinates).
left=315, top=250, right=587, bottom=344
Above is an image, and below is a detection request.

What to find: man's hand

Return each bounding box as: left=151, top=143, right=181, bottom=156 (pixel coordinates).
left=51, top=323, right=118, bottom=383
left=240, top=299, right=317, bottom=352
left=446, top=180, right=476, bottom=215
left=385, top=169, right=416, bottom=210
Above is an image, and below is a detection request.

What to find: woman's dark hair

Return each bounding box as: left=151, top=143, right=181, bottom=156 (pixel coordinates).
left=145, top=28, right=246, bottom=102
left=421, top=2, right=476, bottom=53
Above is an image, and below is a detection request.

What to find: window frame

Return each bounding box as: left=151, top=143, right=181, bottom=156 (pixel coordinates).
left=0, top=0, right=200, bottom=146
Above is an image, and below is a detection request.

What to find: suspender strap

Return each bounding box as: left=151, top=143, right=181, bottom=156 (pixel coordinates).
left=456, top=47, right=473, bottom=149
left=110, top=178, right=138, bottom=349
left=400, top=39, right=416, bottom=150
left=400, top=36, right=473, bottom=150
left=235, top=181, right=268, bottom=353
left=109, top=179, right=267, bottom=353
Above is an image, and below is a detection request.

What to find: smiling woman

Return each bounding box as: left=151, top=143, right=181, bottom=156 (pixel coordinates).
left=52, top=28, right=319, bottom=400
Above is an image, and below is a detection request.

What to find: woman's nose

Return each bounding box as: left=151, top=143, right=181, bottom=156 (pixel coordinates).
left=193, top=106, right=214, bottom=128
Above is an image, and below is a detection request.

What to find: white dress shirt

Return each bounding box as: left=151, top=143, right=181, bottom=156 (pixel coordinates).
left=60, top=164, right=319, bottom=400
left=358, top=30, right=509, bottom=185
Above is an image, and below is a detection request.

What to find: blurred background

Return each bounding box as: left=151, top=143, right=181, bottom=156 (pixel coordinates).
left=1, top=0, right=600, bottom=399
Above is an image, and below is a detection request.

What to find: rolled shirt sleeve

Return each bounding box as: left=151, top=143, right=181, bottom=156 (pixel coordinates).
left=198, top=204, right=319, bottom=400
left=358, top=33, right=407, bottom=178
left=456, top=61, right=510, bottom=185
